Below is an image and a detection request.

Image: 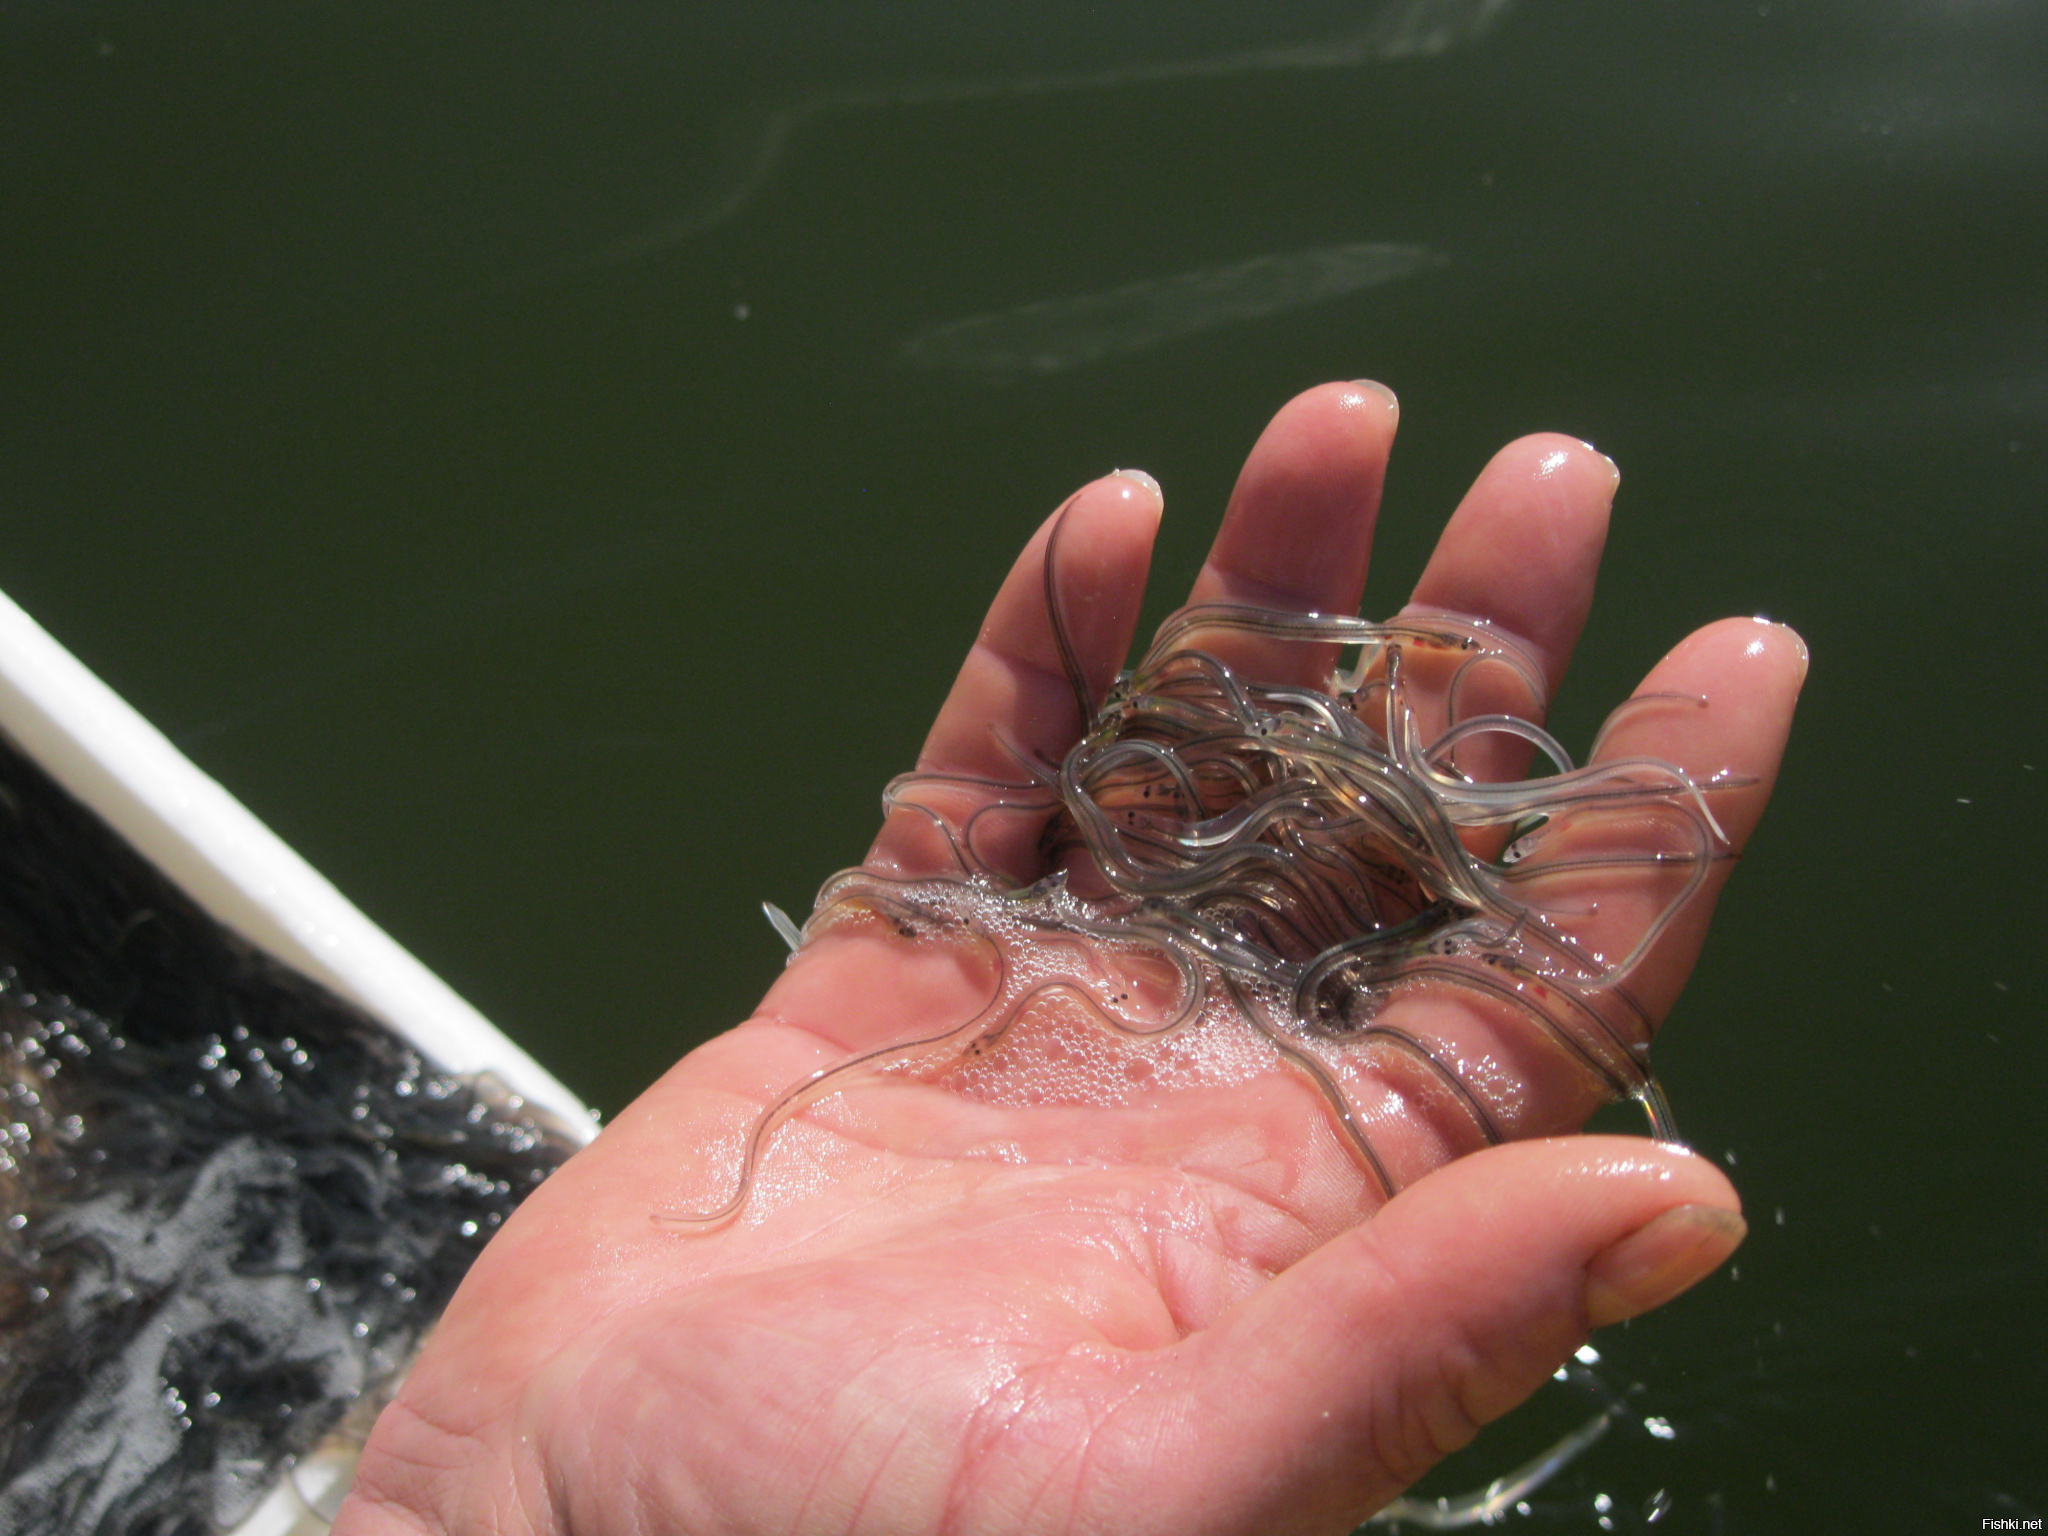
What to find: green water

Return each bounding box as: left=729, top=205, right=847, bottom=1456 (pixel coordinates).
left=4, top=1, right=2043, bottom=1528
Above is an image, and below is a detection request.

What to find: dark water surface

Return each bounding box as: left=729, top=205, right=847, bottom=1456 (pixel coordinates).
left=4, top=0, right=2044, bottom=1529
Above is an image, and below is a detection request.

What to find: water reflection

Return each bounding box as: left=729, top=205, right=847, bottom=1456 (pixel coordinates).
left=596, top=0, right=1511, bottom=261
left=899, top=243, right=1444, bottom=374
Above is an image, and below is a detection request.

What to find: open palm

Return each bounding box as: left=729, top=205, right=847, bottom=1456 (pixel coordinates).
left=336, top=384, right=1802, bottom=1536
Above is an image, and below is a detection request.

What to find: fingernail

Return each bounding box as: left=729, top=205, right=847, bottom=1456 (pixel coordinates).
left=1584, top=1204, right=1747, bottom=1328
left=1111, top=467, right=1162, bottom=501
left=1780, top=623, right=1811, bottom=684
left=1348, top=379, right=1400, bottom=418
left=1571, top=440, right=1621, bottom=496
left=1747, top=617, right=1811, bottom=688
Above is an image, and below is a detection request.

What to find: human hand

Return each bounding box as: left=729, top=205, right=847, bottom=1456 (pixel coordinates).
left=335, top=383, right=1804, bottom=1536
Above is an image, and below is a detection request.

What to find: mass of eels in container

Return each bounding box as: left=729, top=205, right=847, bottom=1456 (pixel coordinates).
left=0, top=731, right=582, bottom=1533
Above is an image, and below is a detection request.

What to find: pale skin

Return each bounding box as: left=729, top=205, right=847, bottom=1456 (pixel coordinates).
left=334, top=382, right=1805, bottom=1536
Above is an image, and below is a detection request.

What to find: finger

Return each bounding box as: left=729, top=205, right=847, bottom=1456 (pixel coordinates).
left=1571, top=615, right=1809, bottom=1021
left=1397, top=434, right=1617, bottom=783
left=868, top=471, right=1162, bottom=882
left=1407, top=434, right=1617, bottom=699
left=1183, top=380, right=1401, bottom=685
left=1355, top=616, right=1805, bottom=1150
left=1132, top=1138, right=1743, bottom=1533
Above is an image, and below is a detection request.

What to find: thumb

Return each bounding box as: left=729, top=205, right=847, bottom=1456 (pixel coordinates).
left=1163, top=1137, right=1744, bottom=1531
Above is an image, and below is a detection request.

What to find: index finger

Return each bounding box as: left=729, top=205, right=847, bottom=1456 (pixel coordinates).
left=867, top=472, right=1162, bottom=884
